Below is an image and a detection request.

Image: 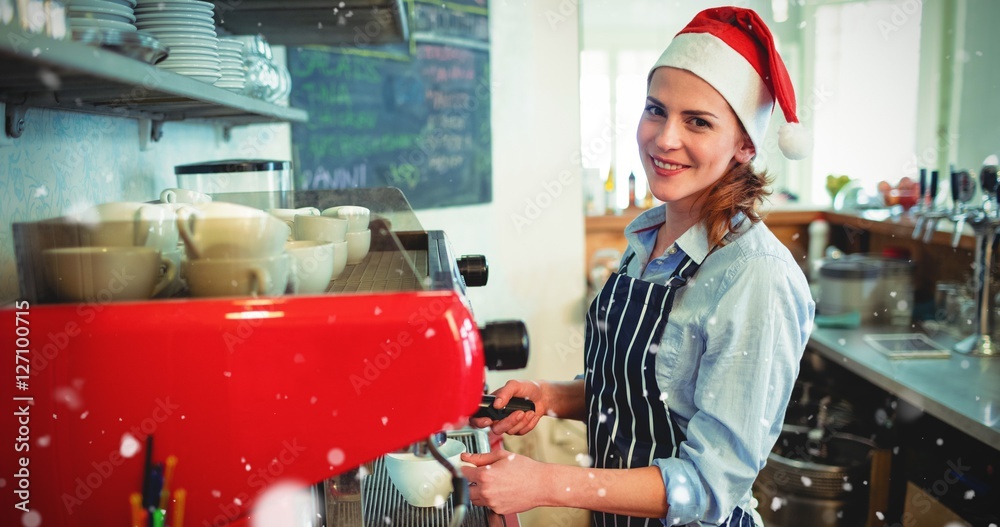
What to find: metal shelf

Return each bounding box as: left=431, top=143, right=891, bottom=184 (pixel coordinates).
left=0, top=26, right=308, bottom=137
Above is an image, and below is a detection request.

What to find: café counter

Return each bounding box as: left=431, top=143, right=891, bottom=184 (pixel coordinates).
left=807, top=326, right=1000, bottom=450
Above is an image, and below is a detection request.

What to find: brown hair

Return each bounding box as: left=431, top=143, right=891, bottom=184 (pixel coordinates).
left=695, top=161, right=773, bottom=248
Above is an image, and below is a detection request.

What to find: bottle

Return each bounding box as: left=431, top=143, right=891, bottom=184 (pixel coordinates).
left=807, top=216, right=829, bottom=282
left=604, top=166, right=617, bottom=215
left=627, top=172, right=638, bottom=209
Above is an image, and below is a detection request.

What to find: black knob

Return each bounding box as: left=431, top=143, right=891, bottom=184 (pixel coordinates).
left=457, top=255, right=489, bottom=287
left=981, top=165, right=998, bottom=194
left=480, top=321, right=529, bottom=370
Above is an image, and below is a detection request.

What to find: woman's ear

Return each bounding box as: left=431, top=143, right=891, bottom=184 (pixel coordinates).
left=734, top=135, right=756, bottom=164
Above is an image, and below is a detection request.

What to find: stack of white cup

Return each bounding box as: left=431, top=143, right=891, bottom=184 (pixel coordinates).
left=43, top=201, right=180, bottom=303
left=321, top=206, right=371, bottom=265
left=176, top=202, right=291, bottom=298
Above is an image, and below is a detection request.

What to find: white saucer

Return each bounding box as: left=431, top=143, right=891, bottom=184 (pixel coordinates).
left=68, top=18, right=137, bottom=31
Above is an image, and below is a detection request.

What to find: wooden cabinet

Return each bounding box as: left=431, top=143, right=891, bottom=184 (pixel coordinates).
left=584, top=207, right=821, bottom=279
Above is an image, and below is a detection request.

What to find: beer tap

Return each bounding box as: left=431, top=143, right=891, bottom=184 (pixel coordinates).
left=953, top=159, right=1000, bottom=357
left=981, top=163, right=998, bottom=215
left=949, top=169, right=975, bottom=248
left=912, top=168, right=928, bottom=239
left=922, top=170, right=948, bottom=243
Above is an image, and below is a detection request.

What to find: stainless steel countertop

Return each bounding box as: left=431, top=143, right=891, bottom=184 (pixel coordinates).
left=808, top=327, right=1000, bottom=449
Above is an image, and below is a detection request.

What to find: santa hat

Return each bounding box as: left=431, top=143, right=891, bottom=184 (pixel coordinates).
left=650, top=7, right=811, bottom=160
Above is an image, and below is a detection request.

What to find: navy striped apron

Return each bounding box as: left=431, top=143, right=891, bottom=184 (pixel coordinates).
left=584, top=251, right=754, bottom=527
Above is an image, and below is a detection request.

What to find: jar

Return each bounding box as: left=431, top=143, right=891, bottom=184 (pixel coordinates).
left=817, top=260, right=881, bottom=322
left=175, top=159, right=293, bottom=210
left=17, top=0, right=45, bottom=33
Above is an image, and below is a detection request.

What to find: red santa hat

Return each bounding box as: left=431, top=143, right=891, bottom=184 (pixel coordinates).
left=650, top=6, right=812, bottom=160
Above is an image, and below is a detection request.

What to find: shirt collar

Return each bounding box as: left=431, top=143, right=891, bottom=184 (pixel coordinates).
left=624, top=205, right=749, bottom=266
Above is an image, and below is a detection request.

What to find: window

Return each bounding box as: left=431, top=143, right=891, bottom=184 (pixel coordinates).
left=810, top=0, right=922, bottom=204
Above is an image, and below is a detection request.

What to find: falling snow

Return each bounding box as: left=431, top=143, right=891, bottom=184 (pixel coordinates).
left=964, top=490, right=975, bottom=500
left=598, top=488, right=606, bottom=497
left=801, top=476, right=812, bottom=487
left=843, top=482, right=853, bottom=492
left=37, top=436, right=50, bottom=448
left=425, top=328, right=436, bottom=338
left=21, top=510, right=41, bottom=527
left=120, top=433, right=141, bottom=458
left=251, top=483, right=314, bottom=527
left=876, top=511, right=884, bottom=520
left=936, top=438, right=944, bottom=446
left=374, top=306, right=382, bottom=315
left=328, top=448, right=346, bottom=466
left=33, top=185, right=47, bottom=198
left=381, top=416, right=388, bottom=425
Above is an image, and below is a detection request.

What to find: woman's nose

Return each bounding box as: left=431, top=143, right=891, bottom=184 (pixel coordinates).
left=655, top=119, right=682, bottom=150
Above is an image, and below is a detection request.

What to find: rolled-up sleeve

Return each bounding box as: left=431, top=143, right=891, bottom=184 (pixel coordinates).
left=652, top=254, right=814, bottom=525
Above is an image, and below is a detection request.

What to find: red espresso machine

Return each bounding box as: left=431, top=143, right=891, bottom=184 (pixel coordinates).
left=1, top=188, right=529, bottom=527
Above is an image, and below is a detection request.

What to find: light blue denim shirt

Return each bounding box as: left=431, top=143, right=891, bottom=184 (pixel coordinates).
left=621, top=205, right=815, bottom=526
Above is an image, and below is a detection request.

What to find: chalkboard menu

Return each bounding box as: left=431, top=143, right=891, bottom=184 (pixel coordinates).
left=288, top=1, right=491, bottom=210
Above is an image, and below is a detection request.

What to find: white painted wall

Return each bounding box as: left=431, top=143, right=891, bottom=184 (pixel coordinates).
left=414, top=1, right=588, bottom=525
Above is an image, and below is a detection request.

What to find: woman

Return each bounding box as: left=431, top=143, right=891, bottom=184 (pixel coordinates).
left=461, top=7, right=815, bottom=527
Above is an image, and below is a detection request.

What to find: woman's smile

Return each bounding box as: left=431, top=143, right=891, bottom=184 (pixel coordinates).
left=650, top=157, right=691, bottom=175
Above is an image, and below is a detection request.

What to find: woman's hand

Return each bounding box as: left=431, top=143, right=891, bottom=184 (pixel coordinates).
left=460, top=448, right=548, bottom=515
left=470, top=380, right=548, bottom=436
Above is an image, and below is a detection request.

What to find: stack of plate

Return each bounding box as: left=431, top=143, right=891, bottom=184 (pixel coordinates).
left=67, top=0, right=138, bottom=33
left=215, top=38, right=246, bottom=92
left=134, top=0, right=220, bottom=83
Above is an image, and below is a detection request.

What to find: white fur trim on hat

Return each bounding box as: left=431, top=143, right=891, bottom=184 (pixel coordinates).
left=651, top=32, right=774, bottom=153
left=778, top=122, right=812, bottom=160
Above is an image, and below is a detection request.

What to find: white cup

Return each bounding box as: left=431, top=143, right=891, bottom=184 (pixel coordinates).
left=154, top=249, right=185, bottom=298
left=322, top=206, right=370, bottom=233
left=285, top=240, right=335, bottom=295
left=184, top=254, right=290, bottom=298
left=160, top=188, right=212, bottom=205
left=384, top=439, right=473, bottom=507
left=176, top=202, right=289, bottom=260
left=43, top=246, right=176, bottom=302
left=329, top=240, right=348, bottom=280
left=72, top=201, right=178, bottom=253
left=344, top=229, right=371, bottom=265
left=293, top=214, right=348, bottom=243
left=268, top=207, right=320, bottom=240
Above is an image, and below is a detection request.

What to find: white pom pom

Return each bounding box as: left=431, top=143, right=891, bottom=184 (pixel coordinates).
left=778, top=122, right=813, bottom=160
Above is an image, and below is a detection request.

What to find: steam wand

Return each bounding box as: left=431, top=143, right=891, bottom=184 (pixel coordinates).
left=425, top=435, right=469, bottom=527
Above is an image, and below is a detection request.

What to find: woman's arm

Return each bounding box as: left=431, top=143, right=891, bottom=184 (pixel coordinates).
left=462, top=449, right=668, bottom=518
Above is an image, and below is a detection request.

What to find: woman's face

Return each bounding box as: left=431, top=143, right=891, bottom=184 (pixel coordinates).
left=636, top=67, right=755, bottom=212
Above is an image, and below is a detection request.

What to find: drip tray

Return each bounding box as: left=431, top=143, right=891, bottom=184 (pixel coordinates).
left=323, top=430, right=502, bottom=527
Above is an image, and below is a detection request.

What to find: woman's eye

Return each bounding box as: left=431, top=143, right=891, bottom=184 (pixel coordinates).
left=692, top=118, right=710, bottom=128
left=644, top=105, right=664, bottom=117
